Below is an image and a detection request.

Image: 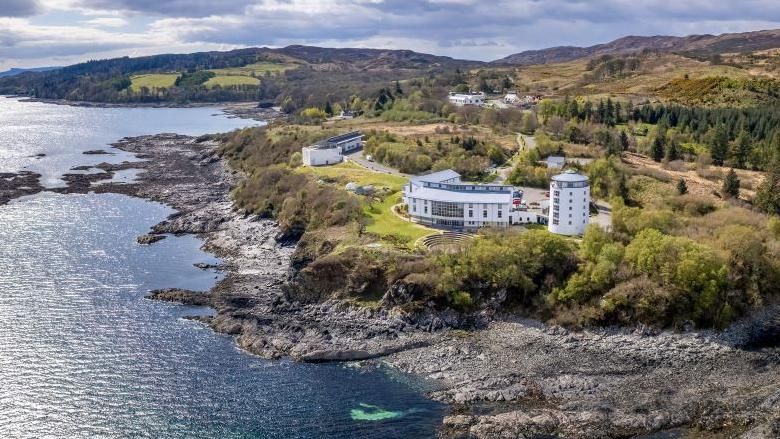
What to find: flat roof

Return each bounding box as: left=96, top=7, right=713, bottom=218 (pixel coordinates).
left=327, top=131, right=363, bottom=144
left=408, top=186, right=512, bottom=204
left=411, top=169, right=461, bottom=185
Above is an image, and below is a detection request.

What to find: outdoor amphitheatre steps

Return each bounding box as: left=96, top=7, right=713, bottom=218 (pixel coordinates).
left=420, top=231, right=474, bottom=252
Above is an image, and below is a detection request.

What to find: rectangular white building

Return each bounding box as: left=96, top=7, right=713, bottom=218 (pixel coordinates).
left=448, top=92, right=486, bottom=107
left=302, top=145, right=343, bottom=166
left=301, top=131, right=364, bottom=167
left=403, top=170, right=538, bottom=230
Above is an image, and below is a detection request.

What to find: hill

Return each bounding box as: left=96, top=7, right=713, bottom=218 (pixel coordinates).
left=0, top=45, right=480, bottom=106
left=0, top=67, right=60, bottom=78
left=495, top=29, right=780, bottom=65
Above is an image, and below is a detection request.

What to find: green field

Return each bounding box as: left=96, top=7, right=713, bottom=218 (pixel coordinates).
left=298, top=162, right=431, bottom=245
left=204, top=75, right=261, bottom=88
left=363, top=194, right=432, bottom=245
left=129, top=74, right=179, bottom=91
left=209, top=62, right=298, bottom=77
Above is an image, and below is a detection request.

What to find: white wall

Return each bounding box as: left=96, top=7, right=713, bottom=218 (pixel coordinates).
left=406, top=197, right=512, bottom=229
left=548, top=184, right=590, bottom=235
left=302, top=147, right=343, bottom=166
left=336, top=137, right=363, bottom=153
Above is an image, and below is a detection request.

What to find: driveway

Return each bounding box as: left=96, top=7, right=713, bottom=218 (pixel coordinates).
left=345, top=150, right=411, bottom=177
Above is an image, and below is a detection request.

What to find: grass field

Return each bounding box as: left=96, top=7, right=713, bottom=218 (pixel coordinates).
left=204, top=75, right=261, bottom=88
left=209, top=62, right=298, bottom=77
left=298, top=161, right=407, bottom=190
left=130, top=74, right=179, bottom=91
left=363, top=194, right=432, bottom=245
left=297, top=162, right=431, bottom=246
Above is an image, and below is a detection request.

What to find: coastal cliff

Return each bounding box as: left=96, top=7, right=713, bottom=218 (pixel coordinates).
left=24, top=132, right=776, bottom=439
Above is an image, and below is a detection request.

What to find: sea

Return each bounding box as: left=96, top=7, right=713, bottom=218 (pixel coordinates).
left=0, top=97, right=443, bottom=438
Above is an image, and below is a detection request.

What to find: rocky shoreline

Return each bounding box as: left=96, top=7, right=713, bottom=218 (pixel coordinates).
left=6, top=132, right=778, bottom=438
left=13, top=97, right=284, bottom=122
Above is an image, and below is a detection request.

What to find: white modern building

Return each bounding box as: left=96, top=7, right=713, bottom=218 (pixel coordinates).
left=404, top=170, right=539, bottom=230
left=546, top=156, right=566, bottom=169
left=301, top=131, right=364, bottom=167
left=504, top=91, right=520, bottom=104
left=448, top=92, right=486, bottom=107
left=549, top=170, right=590, bottom=236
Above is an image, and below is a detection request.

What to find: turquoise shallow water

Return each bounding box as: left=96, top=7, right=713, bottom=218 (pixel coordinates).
left=0, top=100, right=444, bottom=438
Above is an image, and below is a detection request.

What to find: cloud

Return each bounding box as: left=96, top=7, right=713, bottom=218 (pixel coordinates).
left=72, top=0, right=256, bottom=17
left=5, top=0, right=780, bottom=70
left=0, top=0, right=43, bottom=17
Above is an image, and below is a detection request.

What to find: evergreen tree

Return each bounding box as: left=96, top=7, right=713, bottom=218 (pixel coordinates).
left=324, top=100, right=333, bottom=117
left=652, top=137, right=665, bottom=162
left=722, top=169, right=741, bottom=198
left=755, top=158, right=780, bottom=215
left=394, top=80, right=404, bottom=96
left=677, top=178, right=688, bottom=195
left=708, top=124, right=730, bottom=166
left=619, top=130, right=630, bottom=151
left=731, top=130, right=751, bottom=169
left=666, top=140, right=680, bottom=161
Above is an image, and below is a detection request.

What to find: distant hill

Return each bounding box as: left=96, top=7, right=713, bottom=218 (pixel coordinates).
left=0, top=45, right=479, bottom=106
left=494, top=29, right=780, bottom=65
left=0, top=67, right=60, bottom=78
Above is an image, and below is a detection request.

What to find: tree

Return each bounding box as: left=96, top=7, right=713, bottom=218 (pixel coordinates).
left=666, top=140, right=680, bottom=161
left=324, top=100, right=333, bottom=117
left=394, top=80, right=404, bottom=96
left=754, top=159, right=780, bottom=215
left=730, top=130, right=751, bottom=169
left=521, top=112, right=538, bottom=135
left=677, top=178, right=688, bottom=195
left=707, top=125, right=729, bottom=166
left=722, top=169, right=740, bottom=198
left=619, top=130, right=630, bottom=151
left=652, top=137, right=665, bottom=162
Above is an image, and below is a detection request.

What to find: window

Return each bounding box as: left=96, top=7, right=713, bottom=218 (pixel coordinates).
left=469, top=210, right=473, bottom=218
left=568, top=221, right=572, bottom=225
left=431, top=201, right=464, bottom=218
left=498, top=210, right=503, bottom=219
left=569, top=214, right=572, bottom=218
left=424, top=206, right=428, bottom=214
left=483, top=210, right=488, bottom=218
left=413, top=205, right=417, bottom=213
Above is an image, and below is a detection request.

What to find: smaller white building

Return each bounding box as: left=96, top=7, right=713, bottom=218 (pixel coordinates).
left=301, top=131, right=364, bottom=167
left=546, top=156, right=566, bottom=169
left=504, top=91, right=520, bottom=104
left=302, top=145, right=343, bottom=166
left=448, top=92, right=486, bottom=107
left=549, top=170, right=590, bottom=236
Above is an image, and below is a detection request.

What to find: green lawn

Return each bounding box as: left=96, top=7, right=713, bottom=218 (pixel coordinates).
left=363, top=194, right=432, bottom=246
left=130, top=74, right=180, bottom=91
left=298, top=162, right=431, bottom=246
left=298, top=161, right=407, bottom=190
left=209, top=62, right=297, bottom=77
left=204, top=75, right=261, bottom=88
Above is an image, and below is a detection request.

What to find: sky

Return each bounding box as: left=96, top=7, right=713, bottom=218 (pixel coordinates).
left=2, top=0, right=780, bottom=71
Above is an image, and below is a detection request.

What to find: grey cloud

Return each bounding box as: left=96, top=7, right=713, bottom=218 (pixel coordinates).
left=0, top=0, right=42, bottom=17
left=75, top=0, right=256, bottom=17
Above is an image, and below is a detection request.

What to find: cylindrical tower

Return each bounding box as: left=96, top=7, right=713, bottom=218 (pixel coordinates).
left=548, top=170, right=590, bottom=236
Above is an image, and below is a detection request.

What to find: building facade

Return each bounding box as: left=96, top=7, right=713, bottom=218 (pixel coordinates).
left=404, top=170, right=538, bottom=230
left=302, top=145, right=343, bottom=166
left=548, top=170, right=590, bottom=236
left=301, top=131, right=363, bottom=166
left=448, top=92, right=486, bottom=106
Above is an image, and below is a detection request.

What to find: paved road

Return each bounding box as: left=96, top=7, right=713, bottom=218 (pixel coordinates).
left=345, top=150, right=411, bottom=178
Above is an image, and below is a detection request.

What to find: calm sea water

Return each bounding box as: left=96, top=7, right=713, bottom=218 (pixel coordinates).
left=0, top=97, right=258, bottom=187
left=0, top=98, right=443, bottom=438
